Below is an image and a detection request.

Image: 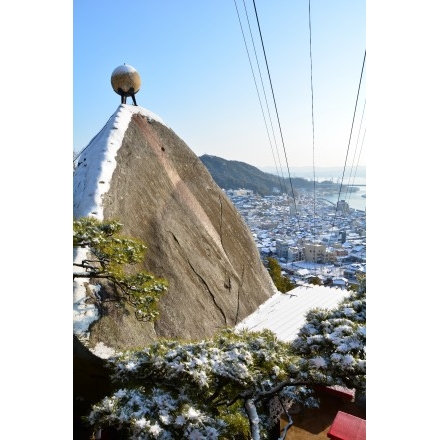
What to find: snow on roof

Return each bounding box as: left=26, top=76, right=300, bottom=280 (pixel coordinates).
left=332, top=277, right=348, bottom=284
left=235, top=285, right=351, bottom=342
left=296, top=268, right=310, bottom=276
left=352, top=245, right=365, bottom=252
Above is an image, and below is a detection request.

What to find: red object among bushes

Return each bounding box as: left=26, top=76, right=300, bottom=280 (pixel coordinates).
left=327, top=411, right=366, bottom=440
left=315, top=385, right=355, bottom=401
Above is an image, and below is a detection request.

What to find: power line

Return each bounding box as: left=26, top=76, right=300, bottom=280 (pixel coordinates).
left=232, top=3, right=366, bottom=277
left=308, top=0, right=317, bottom=252
left=232, top=0, right=286, bottom=194
left=240, top=0, right=286, bottom=187
left=344, top=100, right=366, bottom=204
left=331, top=50, right=366, bottom=231
left=251, top=0, right=298, bottom=212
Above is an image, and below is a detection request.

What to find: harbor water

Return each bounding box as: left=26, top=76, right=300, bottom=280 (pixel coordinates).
left=316, top=176, right=366, bottom=211
left=324, top=186, right=366, bottom=211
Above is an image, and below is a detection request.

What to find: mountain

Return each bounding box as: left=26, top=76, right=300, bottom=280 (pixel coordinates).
left=199, top=155, right=364, bottom=195
left=199, top=154, right=315, bottom=195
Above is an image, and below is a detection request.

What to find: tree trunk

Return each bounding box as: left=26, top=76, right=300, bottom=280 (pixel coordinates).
left=245, top=398, right=261, bottom=440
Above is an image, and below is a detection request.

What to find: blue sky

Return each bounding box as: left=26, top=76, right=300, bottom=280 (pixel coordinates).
left=74, top=0, right=366, bottom=170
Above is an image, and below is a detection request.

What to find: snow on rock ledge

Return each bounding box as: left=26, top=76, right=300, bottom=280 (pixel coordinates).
left=73, top=104, right=167, bottom=220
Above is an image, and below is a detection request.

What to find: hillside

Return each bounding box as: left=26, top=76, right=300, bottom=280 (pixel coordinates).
left=199, top=154, right=314, bottom=195
left=199, top=155, right=363, bottom=197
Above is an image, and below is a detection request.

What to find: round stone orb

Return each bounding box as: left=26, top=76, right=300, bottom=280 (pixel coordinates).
left=111, top=64, right=141, bottom=96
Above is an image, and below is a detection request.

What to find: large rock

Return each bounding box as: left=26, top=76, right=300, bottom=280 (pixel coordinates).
left=73, top=104, right=276, bottom=353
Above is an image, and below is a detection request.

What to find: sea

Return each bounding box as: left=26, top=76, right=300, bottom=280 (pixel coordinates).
left=260, top=166, right=366, bottom=212
left=320, top=176, right=366, bottom=212
left=324, top=188, right=366, bottom=211
left=294, top=169, right=366, bottom=212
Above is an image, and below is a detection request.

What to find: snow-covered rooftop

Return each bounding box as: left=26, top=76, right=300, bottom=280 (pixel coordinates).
left=235, top=285, right=351, bottom=342
left=296, top=268, right=310, bottom=276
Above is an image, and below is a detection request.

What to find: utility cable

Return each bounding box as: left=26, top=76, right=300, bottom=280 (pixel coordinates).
left=330, top=50, right=366, bottom=232
left=351, top=128, right=366, bottom=210
left=344, top=100, right=366, bottom=204
left=241, top=0, right=286, bottom=188
left=233, top=0, right=287, bottom=194
left=252, top=0, right=298, bottom=213
left=308, top=0, right=317, bottom=254
left=307, top=0, right=319, bottom=273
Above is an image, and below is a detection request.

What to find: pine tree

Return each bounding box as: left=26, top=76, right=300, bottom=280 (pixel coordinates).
left=84, top=287, right=366, bottom=439
left=266, top=257, right=295, bottom=292
left=73, top=217, right=168, bottom=321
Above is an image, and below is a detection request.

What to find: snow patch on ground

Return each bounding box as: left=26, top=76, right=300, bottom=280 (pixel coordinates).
left=73, top=247, right=100, bottom=338
left=90, top=342, right=117, bottom=359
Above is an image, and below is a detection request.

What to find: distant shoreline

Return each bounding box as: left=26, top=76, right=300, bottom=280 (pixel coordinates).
left=259, top=165, right=366, bottom=182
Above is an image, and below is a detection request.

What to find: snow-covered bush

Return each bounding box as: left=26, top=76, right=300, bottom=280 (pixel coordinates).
left=85, top=288, right=366, bottom=439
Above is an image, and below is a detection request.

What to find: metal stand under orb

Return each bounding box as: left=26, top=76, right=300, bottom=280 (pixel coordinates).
left=111, top=64, right=141, bottom=106
left=117, top=87, right=137, bottom=105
